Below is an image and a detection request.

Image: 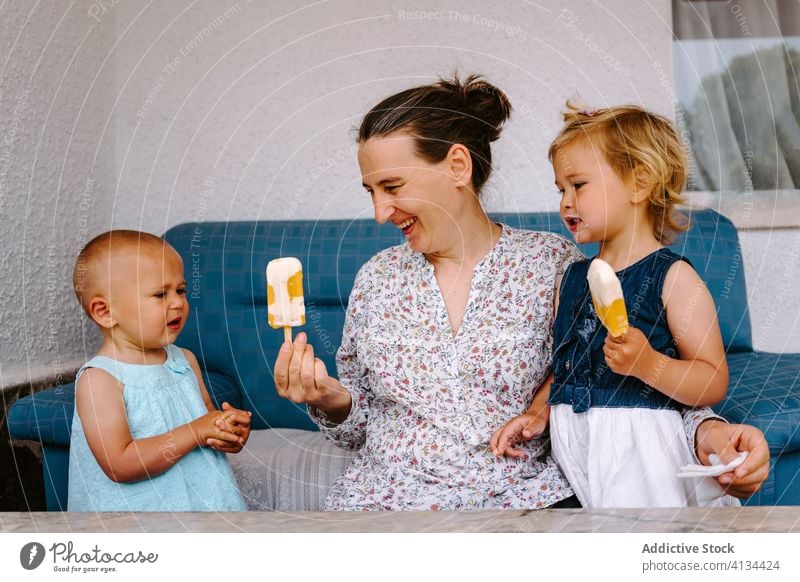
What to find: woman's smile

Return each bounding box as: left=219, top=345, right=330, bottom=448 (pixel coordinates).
left=396, top=216, right=417, bottom=235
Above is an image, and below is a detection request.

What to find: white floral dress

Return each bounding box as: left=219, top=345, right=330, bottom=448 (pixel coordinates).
left=310, top=225, right=717, bottom=511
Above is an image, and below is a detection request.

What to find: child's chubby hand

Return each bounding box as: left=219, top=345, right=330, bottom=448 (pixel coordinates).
left=603, top=326, right=657, bottom=379
left=190, top=403, right=252, bottom=453
left=489, top=408, right=550, bottom=459
left=208, top=402, right=252, bottom=454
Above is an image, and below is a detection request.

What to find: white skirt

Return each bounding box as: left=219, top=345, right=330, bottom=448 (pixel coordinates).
left=550, top=404, right=739, bottom=508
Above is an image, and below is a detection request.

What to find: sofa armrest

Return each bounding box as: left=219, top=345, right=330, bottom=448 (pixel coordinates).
left=7, top=384, right=74, bottom=447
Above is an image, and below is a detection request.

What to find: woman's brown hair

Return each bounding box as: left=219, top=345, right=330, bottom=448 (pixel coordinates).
left=358, top=74, right=512, bottom=194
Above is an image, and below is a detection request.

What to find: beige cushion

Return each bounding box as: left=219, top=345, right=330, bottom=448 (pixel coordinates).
left=229, top=428, right=356, bottom=511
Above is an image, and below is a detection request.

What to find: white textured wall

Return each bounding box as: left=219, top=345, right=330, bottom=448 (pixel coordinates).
left=741, top=230, right=800, bottom=354
left=107, top=0, right=675, bottom=232
left=1, top=0, right=796, bottom=386
left=1, top=1, right=118, bottom=386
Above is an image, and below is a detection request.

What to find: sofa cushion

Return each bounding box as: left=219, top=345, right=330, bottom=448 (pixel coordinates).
left=717, top=351, right=800, bottom=453
left=7, top=371, right=240, bottom=446
left=229, top=428, right=356, bottom=511
left=202, top=371, right=244, bottom=410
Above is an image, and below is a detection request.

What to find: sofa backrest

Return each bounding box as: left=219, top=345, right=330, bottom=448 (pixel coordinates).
left=164, top=209, right=751, bottom=430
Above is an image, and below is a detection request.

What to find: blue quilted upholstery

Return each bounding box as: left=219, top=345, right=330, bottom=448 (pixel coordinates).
left=715, top=351, right=800, bottom=505
left=6, top=209, right=795, bottom=509
left=717, top=352, right=800, bottom=451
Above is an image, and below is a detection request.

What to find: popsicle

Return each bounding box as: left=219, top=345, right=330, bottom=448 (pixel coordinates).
left=587, top=258, right=630, bottom=337
left=267, top=257, right=306, bottom=343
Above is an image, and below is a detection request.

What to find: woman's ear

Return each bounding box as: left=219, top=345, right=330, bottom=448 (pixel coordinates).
left=88, top=297, right=115, bottom=329
left=447, top=143, right=473, bottom=189
left=630, top=166, right=654, bottom=204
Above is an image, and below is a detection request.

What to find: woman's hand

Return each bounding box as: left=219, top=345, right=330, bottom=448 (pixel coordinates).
left=696, top=420, right=770, bottom=498
left=273, top=332, right=352, bottom=423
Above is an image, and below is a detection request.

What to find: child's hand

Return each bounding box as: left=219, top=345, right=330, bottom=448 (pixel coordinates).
left=190, top=410, right=244, bottom=449
left=208, top=402, right=252, bottom=454
left=603, top=326, right=656, bottom=379
left=489, top=408, right=549, bottom=459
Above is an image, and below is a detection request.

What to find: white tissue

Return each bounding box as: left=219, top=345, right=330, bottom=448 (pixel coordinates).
left=677, top=451, right=749, bottom=478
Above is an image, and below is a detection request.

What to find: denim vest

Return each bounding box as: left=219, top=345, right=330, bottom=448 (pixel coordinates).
left=547, top=249, right=690, bottom=413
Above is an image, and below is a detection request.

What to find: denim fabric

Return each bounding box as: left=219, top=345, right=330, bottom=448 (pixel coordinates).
left=548, top=249, right=689, bottom=413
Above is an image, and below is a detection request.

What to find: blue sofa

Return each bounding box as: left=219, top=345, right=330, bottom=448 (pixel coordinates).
left=8, top=210, right=800, bottom=509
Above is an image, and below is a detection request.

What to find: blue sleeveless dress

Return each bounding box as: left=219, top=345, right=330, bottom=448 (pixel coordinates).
left=68, top=344, right=246, bottom=511
left=547, top=249, right=735, bottom=508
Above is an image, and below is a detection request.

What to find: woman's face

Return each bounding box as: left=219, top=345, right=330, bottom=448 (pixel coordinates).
left=358, top=131, right=466, bottom=254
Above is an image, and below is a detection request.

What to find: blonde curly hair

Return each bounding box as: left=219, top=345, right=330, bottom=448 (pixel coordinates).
left=548, top=101, right=689, bottom=244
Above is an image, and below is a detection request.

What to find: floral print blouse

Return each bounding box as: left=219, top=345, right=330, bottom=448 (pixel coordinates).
left=310, top=225, right=717, bottom=511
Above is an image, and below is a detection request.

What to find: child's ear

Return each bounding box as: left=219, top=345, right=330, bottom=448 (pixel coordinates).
left=447, top=143, right=473, bottom=189
left=88, top=297, right=115, bottom=329
left=630, top=166, right=654, bottom=204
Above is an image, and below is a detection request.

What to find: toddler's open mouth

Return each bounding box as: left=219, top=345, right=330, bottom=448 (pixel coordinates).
left=167, top=317, right=182, bottom=331
left=564, top=216, right=583, bottom=232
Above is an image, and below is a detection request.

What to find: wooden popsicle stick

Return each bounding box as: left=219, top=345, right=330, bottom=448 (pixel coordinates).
left=284, top=326, right=292, bottom=343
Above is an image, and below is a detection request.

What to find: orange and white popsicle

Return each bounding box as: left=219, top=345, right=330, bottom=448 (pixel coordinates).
left=267, top=257, right=306, bottom=342
left=587, top=258, right=629, bottom=337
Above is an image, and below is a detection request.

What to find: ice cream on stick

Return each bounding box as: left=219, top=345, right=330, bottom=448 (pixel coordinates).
left=587, top=258, right=629, bottom=337
left=267, top=257, right=306, bottom=343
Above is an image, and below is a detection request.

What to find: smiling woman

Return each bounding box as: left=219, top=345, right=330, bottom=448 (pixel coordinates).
left=356, top=75, right=511, bottom=258
left=271, top=75, right=771, bottom=511
left=357, top=133, right=482, bottom=256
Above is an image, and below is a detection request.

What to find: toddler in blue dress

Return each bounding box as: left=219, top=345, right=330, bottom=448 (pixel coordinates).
left=492, top=103, right=735, bottom=507
left=68, top=230, right=249, bottom=511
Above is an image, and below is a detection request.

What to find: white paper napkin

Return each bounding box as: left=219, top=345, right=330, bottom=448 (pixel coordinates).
left=677, top=451, right=749, bottom=478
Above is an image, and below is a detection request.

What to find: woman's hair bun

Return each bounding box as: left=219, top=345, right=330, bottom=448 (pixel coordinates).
left=438, top=74, right=512, bottom=142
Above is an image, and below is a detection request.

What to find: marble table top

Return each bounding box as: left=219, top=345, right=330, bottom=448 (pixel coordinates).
left=2, top=508, right=799, bottom=533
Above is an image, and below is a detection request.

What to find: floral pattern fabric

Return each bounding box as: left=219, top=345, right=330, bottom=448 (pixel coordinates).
left=310, top=225, right=718, bottom=511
